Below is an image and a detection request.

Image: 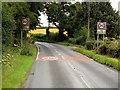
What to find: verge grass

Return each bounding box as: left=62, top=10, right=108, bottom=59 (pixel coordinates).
left=58, top=42, right=120, bottom=70
left=74, top=47, right=120, bottom=70
left=2, top=45, right=36, bottom=88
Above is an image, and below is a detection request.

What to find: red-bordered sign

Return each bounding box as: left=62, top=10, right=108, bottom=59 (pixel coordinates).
left=22, top=18, right=28, bottom=26
left=97, top=22, right=106, bottom=29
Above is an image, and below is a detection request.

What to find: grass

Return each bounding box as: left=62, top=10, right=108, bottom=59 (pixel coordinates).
left=58, top=42, right=120, bottom=70
left=57, top=42, right=74, bottom=46
left=2, top=44, right=37, bottom=88
left=74, top=47, right=120, bottom=70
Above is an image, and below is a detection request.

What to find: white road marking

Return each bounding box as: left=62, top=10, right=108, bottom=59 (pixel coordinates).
left=67, top=61, right=93, bottom=88
left=80, top=76, right=91, bottom=88
left=61, top=56, right=65, bottom=59
left=58, top=53, right=61, bottom=55
left=36, top=46, right=39, bottom=61
left=42, top=56, right=58, bottom=60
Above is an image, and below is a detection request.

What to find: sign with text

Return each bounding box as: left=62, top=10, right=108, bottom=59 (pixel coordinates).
left=97, top=22, right=106, bottom=34
left=22, top=18, right=29, bottom=30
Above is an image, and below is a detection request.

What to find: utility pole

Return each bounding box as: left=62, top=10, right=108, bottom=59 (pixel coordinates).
left=87, top=0, right=90, bottom=39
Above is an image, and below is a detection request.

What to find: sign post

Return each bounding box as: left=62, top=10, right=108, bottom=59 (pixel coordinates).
left=97, top=22, right=107, bottom=53
left=21, top=18, right=29, bottom=47
left=21, top=30, right=23, bottom=47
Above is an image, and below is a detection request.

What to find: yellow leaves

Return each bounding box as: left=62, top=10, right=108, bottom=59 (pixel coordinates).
left=28, top=28, right=59, bottom=34
left=28, top=28, right=68, bottom=36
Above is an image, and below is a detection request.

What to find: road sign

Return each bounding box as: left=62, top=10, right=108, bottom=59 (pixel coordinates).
left=21, top=18, right=29, bottom=47
left=97, top=22, right=106, bottom=34
left=98, top=22, right=105, bottom=29
left=22, top=18, right=29, bottom=26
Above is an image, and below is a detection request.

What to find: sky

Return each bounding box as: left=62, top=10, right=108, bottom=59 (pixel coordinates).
left=39, top=0, right=120, bottom=27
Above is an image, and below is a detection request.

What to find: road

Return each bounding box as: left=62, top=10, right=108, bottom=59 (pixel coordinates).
left=23, top=42, right=118, bottom=89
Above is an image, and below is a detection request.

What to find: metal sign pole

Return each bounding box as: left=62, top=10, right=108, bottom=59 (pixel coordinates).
left=103, top=34, right=104, bottom=41
left=21, top=30, right=23, bottom=47
left=97, top=34, right=99, bottom=53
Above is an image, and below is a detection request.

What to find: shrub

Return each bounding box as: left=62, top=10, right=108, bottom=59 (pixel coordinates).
left=85, top=38, right=104, bottom=50
left=76, top=36, right=86, bottom=45
left=68, top=38, right=77, bottom=44
left=85, top=39, right=95, bottom=50
left=20, top=46, right=32, bottom=56
left=98, top=44, right=107, bottom=55
left=98, top=40, right=120, bottom=58
left=72, top=26, right=88, bottom=45
left=20, top=45, right=33, bottom=56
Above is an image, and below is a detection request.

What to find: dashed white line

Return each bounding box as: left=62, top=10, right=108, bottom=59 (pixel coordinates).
left=80, top=76, right=91, bottom=88
left=67, top=61, right=92, bottom=88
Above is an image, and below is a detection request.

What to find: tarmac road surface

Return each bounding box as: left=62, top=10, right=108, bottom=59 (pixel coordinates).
left=23, top=42, right=118, bottom=89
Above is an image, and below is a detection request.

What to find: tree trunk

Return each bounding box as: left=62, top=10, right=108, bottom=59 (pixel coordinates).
left=59, top=27, right=64, bottom=41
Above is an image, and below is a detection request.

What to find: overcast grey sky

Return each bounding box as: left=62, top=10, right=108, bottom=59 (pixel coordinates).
left=40, top=0, right=120, bottom=27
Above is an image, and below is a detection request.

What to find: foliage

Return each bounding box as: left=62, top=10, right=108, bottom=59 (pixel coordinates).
left=2, top=45, right=36, bottom=88
left=2, top=2, right=44, bottom=47
left=20, top=46, right=33, bottom=56
left=2, top=3, right=16, bottom=46
left=98, top=40, right=120, bottom=58
left=69, top=26, right=88, bottom=45
left=20, top=40, right=33, bottom=56
left=85, top=40, right=95, bottom=50
left=57, top=41, right=120, bottom=70
left=31, top=33, right=68, bottom=43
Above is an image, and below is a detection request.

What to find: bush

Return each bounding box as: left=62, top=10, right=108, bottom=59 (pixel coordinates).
left=98, top=44, right=107, bottom=55
left=31, top=33, right=68, bottom=42
left=85, top=41, right=94, bottom=50
left=68, top=38, right=77, bottom=44
left=98, top=40, right=120, bottom=58
left=20, top=42, right=33, bottom=56
left=72, top=26, right=87, bottom=45
left=76, top=36, right=86, bottom=45
left=20, top=46, right=33, bottom=56
left=85, top=38, right=104, bottom=50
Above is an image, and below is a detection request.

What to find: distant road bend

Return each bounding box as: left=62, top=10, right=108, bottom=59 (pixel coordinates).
left=23, top=42, right=118, bottom=89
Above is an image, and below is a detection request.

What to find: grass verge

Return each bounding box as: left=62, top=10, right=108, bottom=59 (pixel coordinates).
left=74, top=47, right=120, bottom=70
left=2, top=44, right=37, bottom=88
left=57, top=42, right=120, bottom=70
left=57, top=42, right=74, bottom=46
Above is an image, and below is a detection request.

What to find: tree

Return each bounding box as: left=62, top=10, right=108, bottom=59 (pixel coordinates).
left=2, top=3, right=16, bottom=46
left=45, top=2, right=72, bottom=41
left=2, top=2, right=44, bottom=46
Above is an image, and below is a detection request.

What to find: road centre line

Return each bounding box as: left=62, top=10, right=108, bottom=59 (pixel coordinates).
left=67, top=61, right=92, bottom=88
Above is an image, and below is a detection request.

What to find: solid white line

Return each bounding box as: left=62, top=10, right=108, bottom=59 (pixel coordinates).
left=36, top=46, right=39, bottom=61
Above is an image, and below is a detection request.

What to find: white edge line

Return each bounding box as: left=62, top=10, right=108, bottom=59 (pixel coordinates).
left=36, top=45, right=39, bottom=61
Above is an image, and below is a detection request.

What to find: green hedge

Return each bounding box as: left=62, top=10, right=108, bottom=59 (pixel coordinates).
left=75, top=47, right=120, bottom=70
